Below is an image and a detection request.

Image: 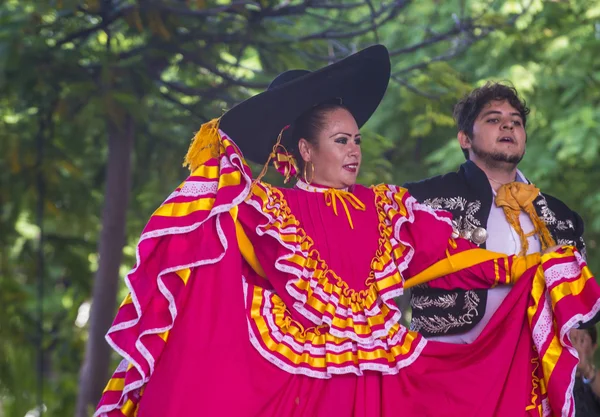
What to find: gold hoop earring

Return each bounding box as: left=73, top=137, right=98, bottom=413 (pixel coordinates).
left=303, top=162, right=314, bottom=184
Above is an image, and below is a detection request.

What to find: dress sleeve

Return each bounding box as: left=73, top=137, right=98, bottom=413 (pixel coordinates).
left=374, top=184, right=540, bottom=291
left=405, top=237, right=541, bottom=290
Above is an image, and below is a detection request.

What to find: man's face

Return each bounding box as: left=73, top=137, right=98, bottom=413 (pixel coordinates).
left=460, top=100, right=527, bottom=169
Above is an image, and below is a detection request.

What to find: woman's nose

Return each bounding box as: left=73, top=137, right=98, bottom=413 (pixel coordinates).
left=348, top=144, right=360, bottom=157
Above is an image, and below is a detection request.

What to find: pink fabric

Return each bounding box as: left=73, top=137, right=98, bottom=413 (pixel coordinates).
left=281, top=185, right=380, bottom=293
left=135, top=212, right=542, bottom=416
left=96, top=132, right=600, bottom=417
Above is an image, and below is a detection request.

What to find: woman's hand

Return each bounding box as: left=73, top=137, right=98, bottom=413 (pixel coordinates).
left=542, top=245, right=562, bottom=255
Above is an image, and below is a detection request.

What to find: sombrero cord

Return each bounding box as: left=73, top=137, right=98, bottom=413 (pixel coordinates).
left=253, top=125, right=293, bottom=185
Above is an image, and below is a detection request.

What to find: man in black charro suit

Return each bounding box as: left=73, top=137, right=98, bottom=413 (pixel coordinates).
left=403, top=82, right=588, bottom=343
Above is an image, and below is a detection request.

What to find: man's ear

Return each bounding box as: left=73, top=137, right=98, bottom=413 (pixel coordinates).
left=457, top=131, right=471, bottom=151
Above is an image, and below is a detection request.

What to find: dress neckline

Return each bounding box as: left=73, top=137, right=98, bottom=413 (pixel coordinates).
left=295, top=179, right=350, bottom=193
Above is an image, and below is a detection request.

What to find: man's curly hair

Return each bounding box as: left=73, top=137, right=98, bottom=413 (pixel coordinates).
left=453, top=82, right=530, bottom=159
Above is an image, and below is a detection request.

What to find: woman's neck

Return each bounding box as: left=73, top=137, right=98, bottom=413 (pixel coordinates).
left=296, top=179, right=351, bottom=192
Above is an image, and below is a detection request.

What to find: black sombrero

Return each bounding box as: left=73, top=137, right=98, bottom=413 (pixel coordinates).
left=219, top=44, right=391, bottom=165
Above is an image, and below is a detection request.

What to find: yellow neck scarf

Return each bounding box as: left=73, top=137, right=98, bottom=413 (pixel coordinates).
left=495, top=182, right=555, bottom=256
left=324, top=188, right=366, bottom=229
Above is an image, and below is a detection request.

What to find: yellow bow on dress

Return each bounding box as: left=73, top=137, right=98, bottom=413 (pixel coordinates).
left=323, top=188, right=366, bottom=229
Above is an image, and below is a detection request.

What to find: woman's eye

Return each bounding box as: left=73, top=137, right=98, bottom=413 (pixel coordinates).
left=335, top=138, right=348, bottom=144
left=355, top=138, right=362, bottom=145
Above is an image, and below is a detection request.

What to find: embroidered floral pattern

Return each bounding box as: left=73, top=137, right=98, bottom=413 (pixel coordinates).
left=422, top=196, right=482, bottom=237
left=536, top=195, right=586, bottom=258
left=410, top=291, right=480, bottom=334
left=536, top=196, right=572, bottom=231
left=410, top=293, right=458, bottom=310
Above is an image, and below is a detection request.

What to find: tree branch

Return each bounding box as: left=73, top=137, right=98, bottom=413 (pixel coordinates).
left=145, top=0, right=258, bottom=17
left=308, top=1, right=372, bottom=10
left=296, top=0, right=409, bottom=41
left=160, top=91, right=209, bottom=123
left=174, top=49, right=269, bottom=89
left=54, top=5, right=133, bottom=47
left=389, top=24, right=468, bottom=56
left=157, top=80, right=235, bottom=102
left=391, top=75, right=443, bottom=99
left=365, top=0, right=381, bottom=44
left=392, top=33, right=488, bottom=76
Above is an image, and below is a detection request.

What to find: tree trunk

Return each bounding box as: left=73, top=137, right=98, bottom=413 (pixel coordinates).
left=75, top=115, right=134, bottom=417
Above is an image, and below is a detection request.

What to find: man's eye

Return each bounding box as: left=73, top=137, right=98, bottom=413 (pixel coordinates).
left=513, top=120, right=522, bottom=126
left=487, top=118, right=499, bottom=123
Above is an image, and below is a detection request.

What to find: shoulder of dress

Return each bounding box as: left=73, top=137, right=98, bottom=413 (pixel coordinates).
left=369, top=184, right=419, bottom=213
left=249, top=181, right=288, bottom=204
left=370, top=183, right=406, bottom=192
left=370, top=183, right=413, bottom=197
left=252, top=180, right=285, bottom=192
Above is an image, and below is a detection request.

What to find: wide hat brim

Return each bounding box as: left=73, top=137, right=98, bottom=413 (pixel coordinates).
left=220, top=45, right=391, bottom=165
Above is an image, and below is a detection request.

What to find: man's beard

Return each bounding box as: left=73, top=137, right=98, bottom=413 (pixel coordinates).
left=471, top=141, right=524, bottom=168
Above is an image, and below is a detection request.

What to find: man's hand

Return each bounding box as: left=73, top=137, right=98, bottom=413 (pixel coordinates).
left=542, top=245, right=562, bottom=255
left=571, top=329, right=596, bottom=378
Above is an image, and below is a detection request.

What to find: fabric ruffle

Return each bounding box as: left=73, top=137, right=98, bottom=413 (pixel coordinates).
left=528, top=247, right=600, bottom=416
left=94, top=126, right=600, bottom=417
left=240, top=182, right=455, bottom=377
left=95, top=133, right=253, bottom=416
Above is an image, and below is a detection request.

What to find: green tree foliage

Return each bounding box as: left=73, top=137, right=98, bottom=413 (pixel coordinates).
left=0, top=0, right=597, bottom=415
left=425, top=0, right=600, bottom=270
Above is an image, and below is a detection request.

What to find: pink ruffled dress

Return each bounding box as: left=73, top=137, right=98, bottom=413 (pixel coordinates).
left=95, top=130, right=600, bottom=417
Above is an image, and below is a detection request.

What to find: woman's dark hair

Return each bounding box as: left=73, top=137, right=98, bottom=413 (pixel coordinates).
left=453, top=82, right=530, bottom=159
left=288, top=101, right=350, bottom=170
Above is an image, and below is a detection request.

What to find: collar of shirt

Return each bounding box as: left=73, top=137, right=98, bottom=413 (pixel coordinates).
left=490, top=169, right=528, bottom=197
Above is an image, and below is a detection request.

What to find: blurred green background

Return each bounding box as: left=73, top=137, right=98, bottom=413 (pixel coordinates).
left=1, top=0, right=599, bottom=415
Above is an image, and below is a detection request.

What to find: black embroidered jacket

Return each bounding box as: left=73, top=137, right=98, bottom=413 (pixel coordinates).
left=403, top=160, right=586, bottom=337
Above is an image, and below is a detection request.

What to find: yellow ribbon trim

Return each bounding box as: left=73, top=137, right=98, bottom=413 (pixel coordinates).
left=153, top=198, right=216, bottom=218
left=234, top=210, right=266, bottom=278
left=404, top=249, right=540, bottom=289
left=525, top=355, right=542, bottom=413
left=175, top=268, right=191, bottom=284
left=103, top=377, right=125, bottom=393
left=511, top=252, right=541, bottom=280
left=120, top=293, right=133, bottom=307
left=250, top=285, right=421, bottom=366
left=324, top=188, right=366, bottom=229
left=121, top=399, right=137, bottom=417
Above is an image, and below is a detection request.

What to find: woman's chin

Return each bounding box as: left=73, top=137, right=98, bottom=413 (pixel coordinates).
left=343, top=171, right=359, bottom=184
